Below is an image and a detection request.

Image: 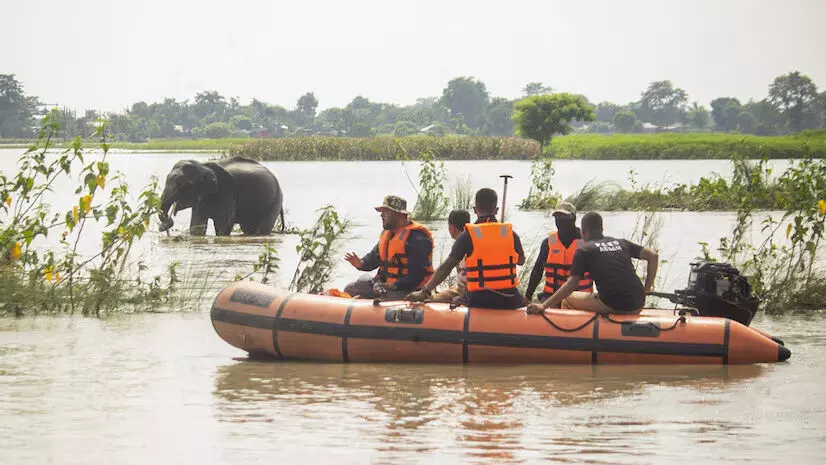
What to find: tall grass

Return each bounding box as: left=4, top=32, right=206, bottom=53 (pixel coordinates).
left=229, top=136, right=539, bottom=161
left=451, top=174, right=474, bottom=210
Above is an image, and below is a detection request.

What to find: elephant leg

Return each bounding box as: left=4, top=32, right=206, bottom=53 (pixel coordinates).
left=189, top=207, right=209, bottom=236
left=213, top=213, right=234, bottom=236
left=247, top=201, right=279, bottom=235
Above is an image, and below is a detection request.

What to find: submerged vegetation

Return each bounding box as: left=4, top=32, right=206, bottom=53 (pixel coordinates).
left=410, top=150, right=449, bottom=221
left=289, top=206, right=351, bottom=295
left=518, top=154, right=561, bottom=210
left=0, top=112, right=178, bottom=316
left=704, top=148, right=826, bottom=313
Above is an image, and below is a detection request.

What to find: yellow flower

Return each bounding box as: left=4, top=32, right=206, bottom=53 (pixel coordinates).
left=72, top=206, right=79, bottom=224
left=818, top=199, right=826, bottom=216
left=10, top=242, right=21, bottom=260
left=5, top=195, right=10, bottom=207
left=118, top=226, right=125, bottom=235
left=80, top=195, right=93, bottom=214
left=44, top=266, right=55, bottom=282
left=96, top=175, right=106, bottom=189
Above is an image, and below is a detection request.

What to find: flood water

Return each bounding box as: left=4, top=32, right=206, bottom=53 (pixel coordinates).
left=1, top=149, right=823, bottom=464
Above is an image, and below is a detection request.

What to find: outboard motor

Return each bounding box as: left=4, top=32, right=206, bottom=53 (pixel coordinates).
left=653, top=261, right=760, bottom=326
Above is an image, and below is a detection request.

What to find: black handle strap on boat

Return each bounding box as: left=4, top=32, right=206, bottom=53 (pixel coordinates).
left=538, top=312, right=598, bottom=333
left=535, top=310, right=686, bottom=334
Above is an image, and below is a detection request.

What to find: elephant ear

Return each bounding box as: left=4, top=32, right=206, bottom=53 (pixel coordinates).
left=202, top=162, right=237, bottom=219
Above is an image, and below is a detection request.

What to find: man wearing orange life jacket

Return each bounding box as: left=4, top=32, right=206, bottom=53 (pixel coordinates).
left=525, top=202, right=593, bottom=303
left=407, top=188, right=526, bottom=309
left=344, top=195, right=434, bottom=299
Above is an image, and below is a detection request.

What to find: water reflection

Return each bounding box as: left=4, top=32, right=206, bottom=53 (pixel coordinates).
left=213, top=360, right=765, bottom=464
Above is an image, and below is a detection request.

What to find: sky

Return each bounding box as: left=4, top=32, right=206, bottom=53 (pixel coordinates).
left=3, top=0, right=825, bottom=113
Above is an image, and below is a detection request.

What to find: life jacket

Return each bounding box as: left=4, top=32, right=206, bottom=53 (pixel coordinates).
left=378, top=222, right=434, bottom=288
left=464, top=222, right=520, bottom=292
left=543, top=232, right=593, bottom=294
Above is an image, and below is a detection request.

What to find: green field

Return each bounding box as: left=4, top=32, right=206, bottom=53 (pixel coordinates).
left=550, top=132, right=826, bottom=159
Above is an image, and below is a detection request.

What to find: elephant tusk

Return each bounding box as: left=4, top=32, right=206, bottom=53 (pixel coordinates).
left=167, top=201, right=178, bottom=217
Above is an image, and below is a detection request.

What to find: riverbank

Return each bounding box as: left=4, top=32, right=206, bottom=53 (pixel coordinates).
left=3, top=132, right=824, bottom=159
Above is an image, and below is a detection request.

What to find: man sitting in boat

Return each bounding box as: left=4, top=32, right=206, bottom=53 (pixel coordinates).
left=343, top=195, right=434, bottom=299
left=527, top=212, right=658, bottom=315
left=407, top=188, right=526, bottom=309
left=430, top=209, right=471, bottom=303
left=524, top=201, right=593, bottom=303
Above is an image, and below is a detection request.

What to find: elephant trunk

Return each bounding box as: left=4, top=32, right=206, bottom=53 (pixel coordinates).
left=159, top=186, right=180, bottom=231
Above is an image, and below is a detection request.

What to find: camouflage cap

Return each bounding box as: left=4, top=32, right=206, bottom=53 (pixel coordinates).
left=375, top=195, right=409, bottom=215
left=552, top=201, right=577, bottom=218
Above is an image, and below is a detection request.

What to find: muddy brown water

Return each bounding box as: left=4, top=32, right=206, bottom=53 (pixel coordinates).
left=0, top=151, right=823, bottom=464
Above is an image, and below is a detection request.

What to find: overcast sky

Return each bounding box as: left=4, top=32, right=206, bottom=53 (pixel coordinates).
left=3, top=0, right=824, bottom=112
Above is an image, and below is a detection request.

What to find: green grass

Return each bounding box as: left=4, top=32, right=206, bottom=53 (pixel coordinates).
left=550, top=132, right=826, bottom=160
left=4, top=132, right=825, bottom=159
left=0, top=138, right=252, bottom=152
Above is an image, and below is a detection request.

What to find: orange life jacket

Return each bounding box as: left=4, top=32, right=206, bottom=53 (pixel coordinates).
left=378, top=222, right=434, bottom=288
left=543, top=232, right=594, bottom=294
left=464, top=222, right=520, bottom=292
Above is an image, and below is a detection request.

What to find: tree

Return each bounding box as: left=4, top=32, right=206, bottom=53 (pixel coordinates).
left=441, top=77, right=489, bottom=129
left=612, top=110, right=638, bottom=133
left=595, top=102, right=622, bottom=122
left=768, top=71, right=818, bottom=132
left=393, top=120, right=418, bottom=137
left=512, top=93, right=595, bottom=151
left=744, top=99, right=787, bottom=135
left=482, top=97, right=515, bottom=136
left=230, top=114, right=253, bottom=131
left=522, top=82, right=552, bottom=97
left=0, top=74, right=36, bottom=138
left=710, top=97, right=742, bottom=132
left=296, top=92, right=319, bottom=125
left=736, top=111, right=757, bottom=134
left=193, top=90, right=227, bottom=121
left=317, top=107, right=346, bottom=134
left=686, top=103, right=711, bottom=131
left=638, top=80, right=688, bottom=128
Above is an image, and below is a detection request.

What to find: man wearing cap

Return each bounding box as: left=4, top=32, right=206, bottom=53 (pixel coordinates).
left=528, top=211, right=659, bottom=315
left=343, top=195, right=434, bottom=299
left=406, top=188, right=526, bottom=309
left=524, top=201, right=593, bottom=303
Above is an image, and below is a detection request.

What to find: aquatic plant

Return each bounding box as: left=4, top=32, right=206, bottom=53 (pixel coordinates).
left=709, top=144, right=826, bottom=312
left=450, top=174, right=474, bottom=211
left=289, top=205, right=350, bottom=294
left=518, top=154, right=561, bottom=210
left=0, top=111, right=178, bottom=316
left=411, top=150, right=449, bottom=221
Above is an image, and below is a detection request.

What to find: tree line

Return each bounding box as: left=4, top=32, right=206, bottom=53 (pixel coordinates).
left=1, top=72, right=824, bottom=142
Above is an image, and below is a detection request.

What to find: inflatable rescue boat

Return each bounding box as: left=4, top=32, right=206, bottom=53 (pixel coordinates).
left=210, top=281, right=791, bottom=365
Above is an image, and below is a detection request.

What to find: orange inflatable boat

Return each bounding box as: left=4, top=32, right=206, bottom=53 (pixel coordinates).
left=210, top=281, right=791, bottom=365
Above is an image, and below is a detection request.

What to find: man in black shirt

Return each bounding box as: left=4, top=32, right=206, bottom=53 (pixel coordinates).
left=407, top=188, right=526, bottom=309
left=527, top=212, right=658, bottom=315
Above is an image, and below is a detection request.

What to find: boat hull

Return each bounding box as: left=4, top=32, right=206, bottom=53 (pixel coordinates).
left=211, top=282, right=791, bottom=365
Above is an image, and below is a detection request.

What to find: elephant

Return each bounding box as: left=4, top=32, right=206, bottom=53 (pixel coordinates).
left=158, top=156, right=284, bottom=236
